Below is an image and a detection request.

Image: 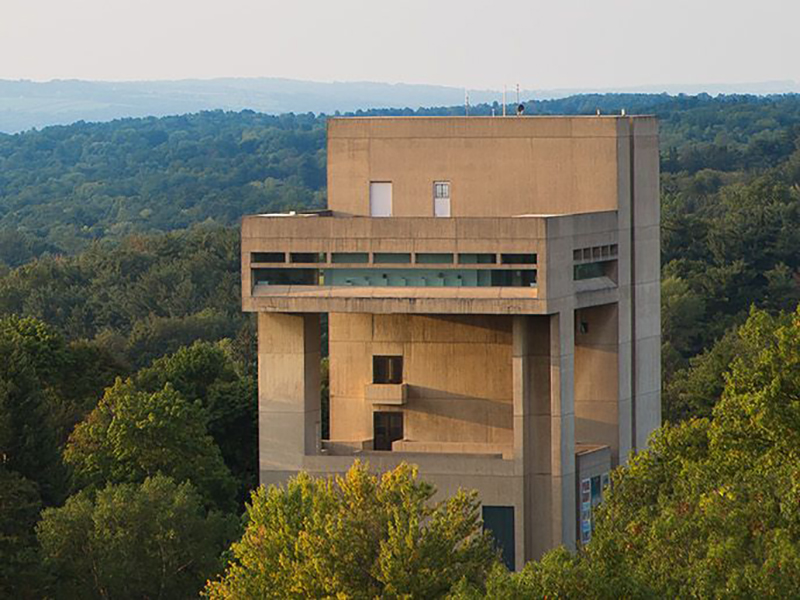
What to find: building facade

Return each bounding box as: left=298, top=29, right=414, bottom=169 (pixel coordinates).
left=241, top=116, right=661, bottom=569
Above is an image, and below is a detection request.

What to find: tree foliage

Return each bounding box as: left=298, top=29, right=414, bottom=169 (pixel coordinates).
left=37, top=475, right=237, bottom=600
left=134, top=340, right=258, bottom=497
left=64, top=379, right=237, bottom=510
left=475, top=306, right=800, bottom=598
left=0, top=227, right=249, bottom=369
left=0, top=315, right=68, bottom=504
left=0, top=111, right=326, bottom=262
left=0, top=466, right=43, bottom=599
left=206, top=462, right=496, bottom=599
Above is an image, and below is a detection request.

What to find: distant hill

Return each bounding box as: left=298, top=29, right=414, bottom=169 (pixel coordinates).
left=1, top=77, right=798, bottom=133
left=0, top=79, right=516, bottom=133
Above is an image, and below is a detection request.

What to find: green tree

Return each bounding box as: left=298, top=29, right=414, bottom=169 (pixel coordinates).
left=663, top=309, right=791, bottom=423
left=134, top=340, right=257, bottom=495
left=0, top=466, right=44, bottom=599
left=494, top=306, right=800, bottom=598
left=0, top=316, right=66, bottom=504
left=64, top=379, right=237, bottom=510
left=37, top=475, right=237, bottom=600
left=206, top=462, right=496, bottom=599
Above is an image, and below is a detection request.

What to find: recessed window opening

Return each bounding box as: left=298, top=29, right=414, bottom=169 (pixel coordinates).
left=251, top=252, right=285, bottom=263
left=290, top=252, right=326, bottom=263
left=490, top=270, right=537, bottom=287
left=458, top=253, right=497, bottom=264
left=483, top=506, right=515, bottom=571
left=252, top=268, right=318, bottom=286
left=573, top=260, right=617, bottom=281
left=374, top=253, right=412, bottom=264
left=575, top=245, right=618, bottom=263
left=501, top=253, right=537, bottom=265
left=416, top=253, right=454, bottom=264
left=331, top=252, right=369, bottom=263
left=373, top=355, right=403, bottom=384
left=373, top=412, right=403, bottom=451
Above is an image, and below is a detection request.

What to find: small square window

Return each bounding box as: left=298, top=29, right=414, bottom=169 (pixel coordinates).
left=434, top=181, right=450, bottom=199
left=373, top=355, right=403, bottom=384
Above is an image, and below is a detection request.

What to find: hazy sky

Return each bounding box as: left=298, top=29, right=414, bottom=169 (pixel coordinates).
left=2, top=0, right=798, bottom=90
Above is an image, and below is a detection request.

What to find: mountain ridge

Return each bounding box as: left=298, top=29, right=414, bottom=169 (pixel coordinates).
left=2, top=77, right=798, bottom=133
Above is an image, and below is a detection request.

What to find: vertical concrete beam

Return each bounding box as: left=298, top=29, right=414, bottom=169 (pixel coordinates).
left=514, top=315, right=552, bottom=565
left=550, top=310, right=576, bottom=550
left=630, top=118, right=662, bottom=450
left=615, top=118, right=635, bottom=463
left=257, top=312, right=321, bottom=484
left=515, top=312, right=576, bottom=561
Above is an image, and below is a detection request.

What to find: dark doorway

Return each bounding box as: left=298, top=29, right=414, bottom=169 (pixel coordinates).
left=482, top=505, right=515, bottom=570
left=373, top=411, right=403, bottom=451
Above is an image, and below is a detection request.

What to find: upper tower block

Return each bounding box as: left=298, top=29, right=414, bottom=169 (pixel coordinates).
left=327, top=116, right=658, bottom=218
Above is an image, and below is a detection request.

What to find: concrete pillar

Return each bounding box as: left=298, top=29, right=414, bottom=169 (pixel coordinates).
left=513, top=315, right=551, bottom=565
left=550, top=310, right=576, bottom=550
left=574, top=304, right=620, bottom=464
left=630, top=119, right=662, bottom=450
left=514, top=311, right=576, bottom=563
left=257, top=312, right=321, bottom=485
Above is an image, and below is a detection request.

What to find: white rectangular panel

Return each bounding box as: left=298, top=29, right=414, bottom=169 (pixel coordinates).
left=370, top=182, right=392, bottom=217
left=434, top=197, right=450, bottom=217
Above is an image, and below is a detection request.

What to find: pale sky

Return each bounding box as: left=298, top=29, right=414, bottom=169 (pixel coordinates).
left=2, top=0, right=798, bottom=90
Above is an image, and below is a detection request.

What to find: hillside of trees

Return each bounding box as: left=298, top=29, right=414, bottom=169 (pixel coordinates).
left=2, top=93, right=800, bottom=596
left=2, top=93, right=800, bottom=266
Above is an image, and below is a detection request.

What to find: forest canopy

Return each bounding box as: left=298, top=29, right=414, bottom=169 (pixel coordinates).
left=2, top=92, right=800, bottom=597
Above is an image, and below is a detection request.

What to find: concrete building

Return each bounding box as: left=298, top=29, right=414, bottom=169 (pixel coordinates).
left=241, top=116, right=661, bottom=569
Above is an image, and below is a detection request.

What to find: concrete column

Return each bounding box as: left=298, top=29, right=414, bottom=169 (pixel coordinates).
left=513, top=315, right=551, bottom=565
left=515, top=312, right=575, bottom=561
left=630, top=118, right=662, bottom=451
left=257, top=312, right=321, bottom=485
left=550, top=310, right=576, bottom=550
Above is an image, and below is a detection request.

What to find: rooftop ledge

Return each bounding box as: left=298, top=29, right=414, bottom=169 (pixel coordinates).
left=241, top=211, right=620, bottom=243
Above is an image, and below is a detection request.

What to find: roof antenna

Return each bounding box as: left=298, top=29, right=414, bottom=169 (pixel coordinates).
left=515, top=83, right=524, bottom=116
left=465, top=89, right=470, bottom=116
left=502, top=85, right=507, bottom=116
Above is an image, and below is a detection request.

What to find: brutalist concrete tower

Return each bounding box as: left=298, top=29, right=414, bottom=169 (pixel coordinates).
left=241, top=116, right=661, bottom=569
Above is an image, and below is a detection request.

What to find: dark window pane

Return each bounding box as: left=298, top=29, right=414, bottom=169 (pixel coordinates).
left=458, top=253, right=496, bottom=264
left=252, top=268, right=318, bottom=285
left=374, top=253, right=412, bottom=264
left=416, top=253, right=454, bottom=264
left=483, top=506, right=515, bottom=571
left=373, top=355, right=403, bottom=384
left=373, top=412, right=403, bottom=451
left=252, top=252, right=285, bottom=263
left=574, top=261, right=616, bottom=281
left=490, top=270, right=537, bottom=287
left=501, top=253, right=537, bottom=265
left=332, top=252, right=369, bottom=263
left=291, top=252, right=326, bottom=263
